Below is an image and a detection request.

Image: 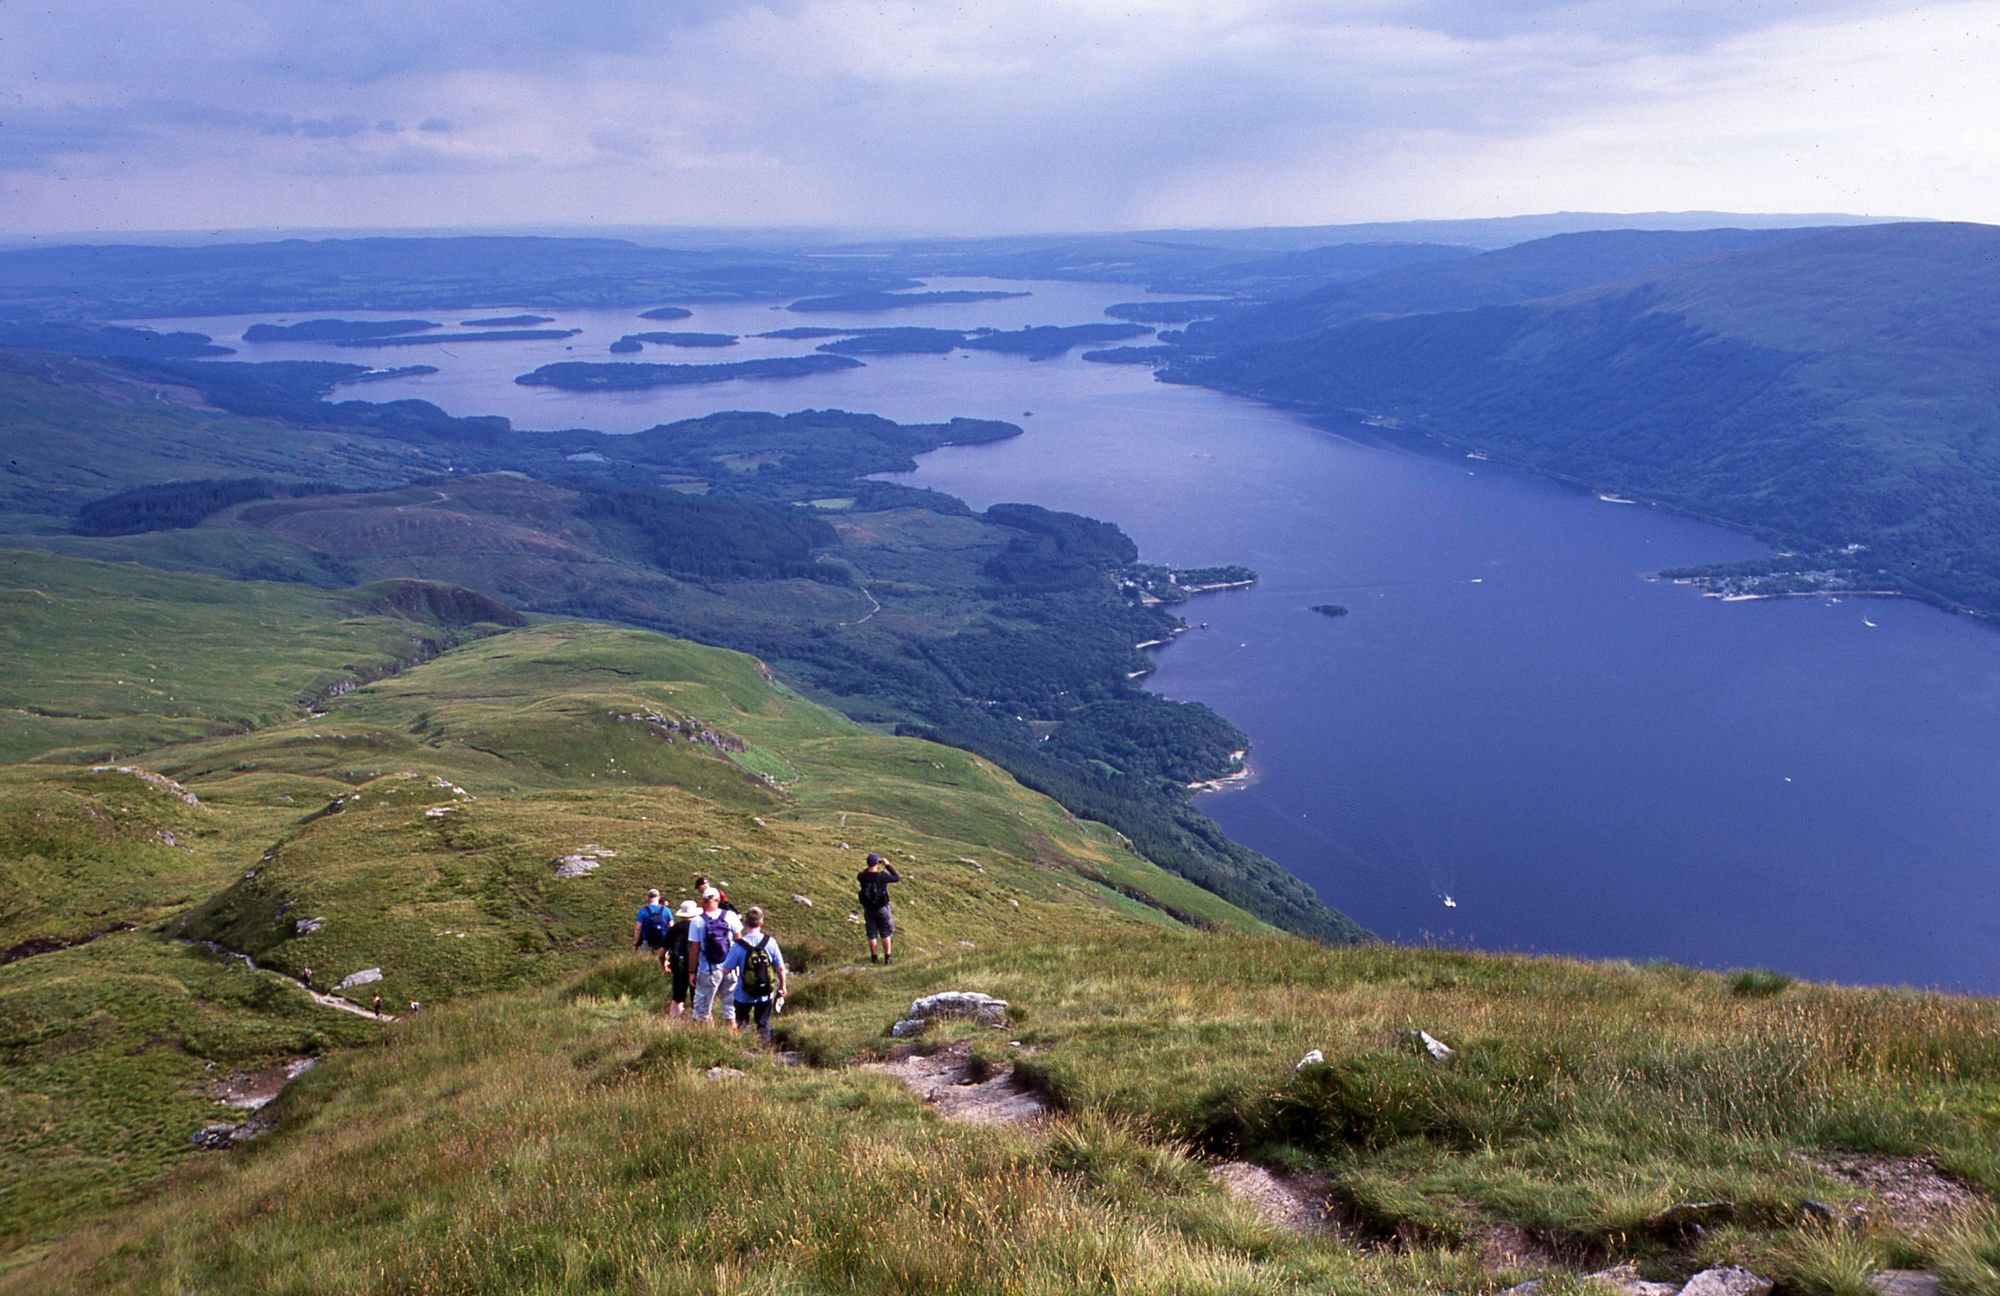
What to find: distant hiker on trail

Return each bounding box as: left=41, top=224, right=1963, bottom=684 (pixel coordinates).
left=633, top=887, right=674, bottom=974
left=693, top=875, right=738, bottom=914
left=667, top=899, right=698, bottom=1018
left=371, top=992, right=384, bottom=1018
left=858, top=853, right=900, bottom=963
left=720, top=906, right=788, bottom=1043
left=301, top=966, right=313, bottom=990
left=687, top=888, right=743, bottom=1026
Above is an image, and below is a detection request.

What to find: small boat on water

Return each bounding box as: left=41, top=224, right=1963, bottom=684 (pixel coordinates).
left=1441, top=895, right=1457, bottom=909
left=1864, top=618, right=1879, bottom=628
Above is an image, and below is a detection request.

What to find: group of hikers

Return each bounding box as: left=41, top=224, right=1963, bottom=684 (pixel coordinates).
left=631, top=853, right=902, bottom=1040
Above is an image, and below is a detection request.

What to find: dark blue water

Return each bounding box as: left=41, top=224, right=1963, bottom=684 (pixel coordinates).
left=157, top=282, right=2000, bottom=990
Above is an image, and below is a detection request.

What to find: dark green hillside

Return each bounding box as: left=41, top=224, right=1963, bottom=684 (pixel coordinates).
left=1183, top=227, right=1813, bottom=347
left=0, top=236, right=917, bottom=318
left=0, top=349, right=1358, bottom=942
left=1184, top=222, right=2000, bottom=614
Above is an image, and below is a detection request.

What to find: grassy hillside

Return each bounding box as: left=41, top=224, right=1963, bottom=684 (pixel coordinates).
left=1181, top=221, right=2000, bottom=616
left=8, top=937, right=1997, bottom=1295
left=0, top=552, right=1268, bottom=1260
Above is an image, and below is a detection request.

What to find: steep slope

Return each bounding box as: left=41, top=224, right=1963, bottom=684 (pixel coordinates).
left=0, top=553, right=1266, bottom=1252
left=1183, top=222, right=2000, bottom=614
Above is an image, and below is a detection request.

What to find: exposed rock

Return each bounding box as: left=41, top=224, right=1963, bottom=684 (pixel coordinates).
left=1504, top=1266, right=1675, bottom=1296
left=908, top=992, right=1008, bottom=1027
left=294, top=917, right=325, bottom=936
left=92, top=764, right=201, bottom=806
left=335, top=967, right=383, bottom=991
left=213, top=1057, right=316, bottom=1110
left=1808, top=1153, right=1984, bottom=1233
left=1294, top=1048, right=1325, bottom=1075
left=704, top=1066, right=745, bottom=1081
left=191, top=1124, right=239, bottom=1150
left=1415, top=1030, right=1455, bottom=1062
left=869, top=1039, right=1045, bottom=1126
left=790, top=893, right=813, bottom=907
left=1868, top=1272, right=1942, bottom=1296
left=890, top=1018, right=928, bottom=1039
left=552, top=844, right=616, bottom=878
left=1209, top=1161, right=1346, bottom=1236
left=1678, top=1267, right=1772, bottom=1296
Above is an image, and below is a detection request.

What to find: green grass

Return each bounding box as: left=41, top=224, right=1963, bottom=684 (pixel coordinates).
left=0, top=550, right=493, bottom=765
left=0, top=934, right=374, bottom=1246
left=3, top=550, right=1993, bottom=1292
left=10, top=940, right=1997, bottom=1294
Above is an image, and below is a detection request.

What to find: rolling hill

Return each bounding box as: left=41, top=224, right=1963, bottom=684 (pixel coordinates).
left=1180, top=221, right=2000, bottom=615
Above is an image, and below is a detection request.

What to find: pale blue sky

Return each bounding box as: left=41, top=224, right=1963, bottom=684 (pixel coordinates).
left=3, top=0, right=1993, bottom=234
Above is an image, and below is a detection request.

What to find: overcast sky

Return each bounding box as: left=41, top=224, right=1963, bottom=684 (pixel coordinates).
left=3, top=0, right=1995, bottom=236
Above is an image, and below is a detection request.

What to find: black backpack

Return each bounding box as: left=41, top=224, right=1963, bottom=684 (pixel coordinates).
left=699, top=913, right=734, bottom=964
left=859, top=873, right=890, bottom=908
left=739, top=934, right=776, bottom=999
left=638, top=903, right=671, bottom=944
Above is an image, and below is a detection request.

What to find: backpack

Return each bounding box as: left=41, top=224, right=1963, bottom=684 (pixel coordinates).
left=859, top=873, right=890, bottom=909
left=739, top=934, right=776, bottom=999
left=638, top=903, right=671, bottom=944
left=699, top=913, right=734, bottom=964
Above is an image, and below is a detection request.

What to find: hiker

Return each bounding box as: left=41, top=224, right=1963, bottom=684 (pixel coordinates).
left=858, top=852, right=900, bottom=963
left=720, top=906, right=787, bottom=1043
left=687, top=888, right=743, bottom=1026
left=632, top=887, right=674, bottom=974
left=371, top=992, right=384, bottom=1017
left=666, top=898, right=698, bottom=1018
left=301, top=965, right=313, bottom=990
left=693, top=874, right=739, bottom=915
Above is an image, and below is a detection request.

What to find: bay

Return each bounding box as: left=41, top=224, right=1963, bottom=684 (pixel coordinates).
left=157, top=279, right=2000, bottom=990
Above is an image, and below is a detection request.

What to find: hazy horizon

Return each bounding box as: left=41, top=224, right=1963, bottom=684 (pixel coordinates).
left=5, top=2, right=1996, bottom=237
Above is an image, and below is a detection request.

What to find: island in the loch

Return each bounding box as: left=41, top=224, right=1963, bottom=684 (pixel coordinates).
left=637, top=305, right=695, bottom=320
left=342, top=364, right=440, bottom=383
left=608, top=330, right=738, bottom=353
left=786, top=288, right=1031, bottom=313
left=331, top=328, right=581, bottom=347
left=243, top=318, right=439, bottom=342
left=459, top=314, right=555, bottom=326
left=515, top=354, right=862, bottom=390
left=1311, top=603, right=1350, bottom=618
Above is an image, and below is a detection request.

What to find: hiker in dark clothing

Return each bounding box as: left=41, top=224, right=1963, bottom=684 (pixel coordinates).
left=693, top=875, right=739, bottom=915
left=632, top=887, right=674, bottom=974
left=301, top=966, right=313, bottom=990
left=666, top=899, right=698, bottom=1018
left=371, top=992, right=384, bottom=1018
left=719, top=906, right=787, bottom=1043
left=858, top=852, right=900, bottom=963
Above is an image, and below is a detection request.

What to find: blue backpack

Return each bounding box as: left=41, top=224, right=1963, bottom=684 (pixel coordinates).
left=638, top=904, right=671, bottom=945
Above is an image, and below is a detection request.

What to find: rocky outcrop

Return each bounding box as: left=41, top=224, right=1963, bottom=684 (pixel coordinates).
left=889, top=991, right=1008, bottom=1038
left=335, top=967, right=383, bottom=991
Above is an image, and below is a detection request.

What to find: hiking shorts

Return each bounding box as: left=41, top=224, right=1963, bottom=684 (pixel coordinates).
left=863, top=905, right=894, bottom=939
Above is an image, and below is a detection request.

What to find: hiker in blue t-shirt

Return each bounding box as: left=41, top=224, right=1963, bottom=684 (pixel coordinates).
left=632, top=888, right=674, bottom=975
left=719, top=906, right=787, bottom=1042
left=686, top=888, right=743, bottom=1026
